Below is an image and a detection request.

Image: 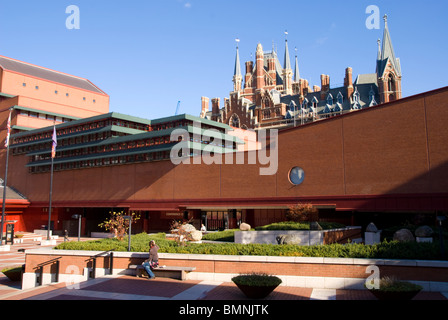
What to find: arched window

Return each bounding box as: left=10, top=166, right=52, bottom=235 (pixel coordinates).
left=230, top=114, right=240, bottom=128
left=388, top=74, right=395, bottom=92
left=264, top=97, right=270, bottom=108
left=389, top=93, right=395, bottom=102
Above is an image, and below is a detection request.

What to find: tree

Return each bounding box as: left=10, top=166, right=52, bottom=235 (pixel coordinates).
left=98, top=211, right=140, bottom=241
left=286, top=203, right=319, bottom=222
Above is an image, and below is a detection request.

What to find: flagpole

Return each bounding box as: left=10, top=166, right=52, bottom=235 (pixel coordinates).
left=47, top=154, right=54, bottom=241
left=0, top=140, right=10, bottom=246
left=0, top=108, right=12, bottom=246
left=47, top=123, right=57, bottom=241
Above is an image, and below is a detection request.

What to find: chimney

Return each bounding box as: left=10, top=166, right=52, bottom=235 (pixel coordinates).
left=320, top=74, right=330, bottom=100
left=212, top=98, right=220, bottom=115
left=245, top=61, right=253, bottom=88
left=302, top=79, right=309, bottom=96
left=313, top=85, right=321, bottom=93
left=345, top=67, right=354, bottom=99
left=201, top=97, right=210, bottom=117
left=255, top=43, right=265, bottom=89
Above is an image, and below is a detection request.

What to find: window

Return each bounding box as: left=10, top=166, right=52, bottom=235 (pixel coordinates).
left=311, top=96, right=319, bottom=110
left=352, top=88, right=361, bottom=110
left=337, top=92, right=344, bottom=105
left=230, top=114, right=240, bottom=128
left=388, top=74, right=395, bottom=92
left=66, top=93, right=69, bottom=97
left=302, top=98, right=308, bottom=109
left=289, top=167, right=305, bottom=185
left=55, top=90, right=58, bottom=94
left=83, top=97, right=86, bottom=101
left=23, top=83, right=26, bottom=87
left=35, top=86, right=39, bottom=90
left=369, top=87, right=377, bottom=107
left=326, top=94, right=333, bottom=106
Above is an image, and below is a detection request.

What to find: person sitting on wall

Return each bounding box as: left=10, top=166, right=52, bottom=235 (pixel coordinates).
left=142, top=240, right=159, bottom=280
left=201, top=224, right=207, bottom=232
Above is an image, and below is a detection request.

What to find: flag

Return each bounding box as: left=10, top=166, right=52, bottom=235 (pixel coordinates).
left=4, top=109, right=11, bottom=148
left=51, top=125, right=57, bottom=159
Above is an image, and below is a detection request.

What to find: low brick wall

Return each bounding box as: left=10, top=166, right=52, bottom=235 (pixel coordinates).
left=22, top=248, right=448, bottom=292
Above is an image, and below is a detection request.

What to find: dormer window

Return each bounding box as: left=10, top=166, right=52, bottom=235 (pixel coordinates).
left=311, top=96, right=319, bottom=109
left=326, top=93, right=333, bottom=106
left=354, top=91, right=360, bottom=104
left=337, top=92, right=344, bottom=104
left=289, top=101, right=297, bottom=112
left=369, top=87, right=378, bottom=107
left=302, top=98, right=308, bottom=109
left=352, top=87, right=361, bottom=110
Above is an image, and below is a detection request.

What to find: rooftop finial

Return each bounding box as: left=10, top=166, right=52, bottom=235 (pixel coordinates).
left=285, top=30, right=288, bottom=41
left=235, top=38, right=240, bottom=49
left=383, top=14, right=388, bottom=23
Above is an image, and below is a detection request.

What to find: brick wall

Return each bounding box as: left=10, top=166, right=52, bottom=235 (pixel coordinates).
left=23, top=249, right=448, bottom=291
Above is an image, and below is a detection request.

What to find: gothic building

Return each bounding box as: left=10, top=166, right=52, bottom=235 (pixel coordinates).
left=200, top=15, right=402, bottom=130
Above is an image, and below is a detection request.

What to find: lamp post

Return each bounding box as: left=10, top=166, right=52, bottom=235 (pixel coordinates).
left=123, top=216, right=132, bottom=252
left=71, top=214, right=82, bottom=242
left=436, top=215, right=446, bottom=259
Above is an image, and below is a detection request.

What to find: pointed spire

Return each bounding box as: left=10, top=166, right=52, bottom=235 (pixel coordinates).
left=294, top=47, right=300, bottom=82
left=233, top=38, right=243, bottom=92
left=234, top=38, right=242, bottom=77
left=377, top=39, right=381, bottom=61
left=284, top=31, right=292, bottom=70
left=380, top=14, right=401, bottom=76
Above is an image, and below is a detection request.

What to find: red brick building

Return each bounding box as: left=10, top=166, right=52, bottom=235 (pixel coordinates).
left=201, top=15, right=402, bottom=130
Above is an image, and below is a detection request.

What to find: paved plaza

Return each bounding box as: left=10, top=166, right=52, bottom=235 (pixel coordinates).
left=1, top=237, right=447, bottom=301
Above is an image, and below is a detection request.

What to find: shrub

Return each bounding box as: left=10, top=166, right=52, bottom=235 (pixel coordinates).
left=202, top=230, right=236, bottom=242
left=54, top=233, right=446, bottom=260
left=255, top=221, right=345, bottom=231
left=232, top=273, right=282, bottom=287
left=371, top=276, right=423, bottom=292
left=1, top=266, right=23, bottom=281
left=1, top=266, right=22, bottom=273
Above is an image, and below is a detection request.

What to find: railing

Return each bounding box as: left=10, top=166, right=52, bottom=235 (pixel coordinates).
left=35, top=257, right=61, bottom=286
left=85, top=251, right=114, bottom=279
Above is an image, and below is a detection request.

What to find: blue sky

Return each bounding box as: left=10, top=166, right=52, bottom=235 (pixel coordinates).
left=0, top=0, right=447, bottom=120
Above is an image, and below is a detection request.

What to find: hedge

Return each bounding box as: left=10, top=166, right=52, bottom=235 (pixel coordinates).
left=54, top=232, right=446, bottom=260
left=254, top=221, right=345, bottom=231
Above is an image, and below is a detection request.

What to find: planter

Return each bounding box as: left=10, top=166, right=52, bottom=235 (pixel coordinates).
left=367, top=277, right=423, bottom=300
left=1, top=265, right=24, bottom=282
left=234, top=283, right=280, bottom=299
left=369, top=289, right=422, bottom=300
left=232, top=273, right=282, bottom=299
